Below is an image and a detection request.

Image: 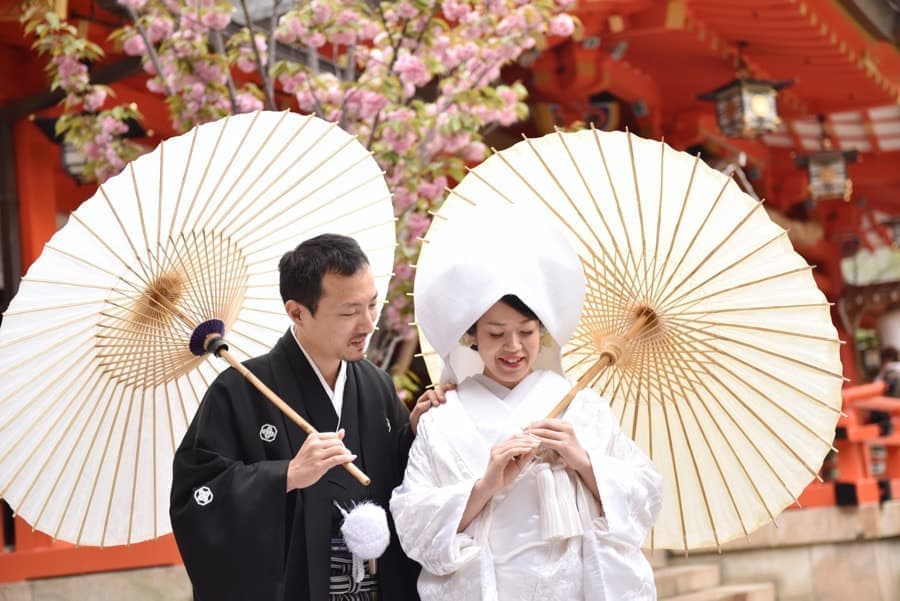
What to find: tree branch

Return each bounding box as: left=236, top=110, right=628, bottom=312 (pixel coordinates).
left=211, top=30, right=238, bottom=112
left=267, top=0, right=280, bottom=85
left=238, top=0, right=276, bottom=109
left=123, top=4, right=174, bottom=97
left=304, top=75, right=326, bottom=119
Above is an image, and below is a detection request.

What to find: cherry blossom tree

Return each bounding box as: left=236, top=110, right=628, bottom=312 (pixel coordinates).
left=22, top=0, right=577, bottom=386
left=22, top=3, right=144, bottom=182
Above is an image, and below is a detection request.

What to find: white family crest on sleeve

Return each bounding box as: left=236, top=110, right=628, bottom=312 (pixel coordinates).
left=385, top=417, right=391, bottom=432
left=259, top=423, right=278, bottom=442
left=193, top=486, right=214, bottom=506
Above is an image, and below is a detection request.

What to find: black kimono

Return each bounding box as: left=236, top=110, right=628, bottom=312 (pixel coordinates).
left=170, top=330, right=420, bottom=600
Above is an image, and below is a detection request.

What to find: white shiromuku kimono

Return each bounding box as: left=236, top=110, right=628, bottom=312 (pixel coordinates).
left=390, top=369, right=663, bottom=601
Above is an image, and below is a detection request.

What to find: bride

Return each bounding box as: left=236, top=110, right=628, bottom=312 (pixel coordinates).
left=390, top=205, right=662, bottom=600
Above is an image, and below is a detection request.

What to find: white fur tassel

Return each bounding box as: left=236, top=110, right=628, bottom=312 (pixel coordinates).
left=335, top=501, right=391, bottom=583
left=535, top=461, right=583, bottom=540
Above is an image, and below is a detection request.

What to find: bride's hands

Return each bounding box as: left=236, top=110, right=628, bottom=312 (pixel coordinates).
left=457, top=433, right=540, bottom=532
left=480, top=433, right=540, bottom=495
left=526, top=418, right=601, bottom=502
left=525, top=419, right=590, bottom=472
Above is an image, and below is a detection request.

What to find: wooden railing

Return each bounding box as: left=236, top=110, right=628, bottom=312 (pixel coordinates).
left=795, top=381, right=900, bottom=509
left=0, top=509, right=181, bottom=583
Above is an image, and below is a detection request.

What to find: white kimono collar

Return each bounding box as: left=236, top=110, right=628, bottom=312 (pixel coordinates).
left=448, top=370, right=572, bottom=476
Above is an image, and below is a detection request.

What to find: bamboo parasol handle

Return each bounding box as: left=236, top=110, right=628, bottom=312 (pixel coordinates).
left=546, top=354, right=613, bottom=418
left=546, top=311, right=652, bottom=420
left=217, top=348, right=372, bottom=486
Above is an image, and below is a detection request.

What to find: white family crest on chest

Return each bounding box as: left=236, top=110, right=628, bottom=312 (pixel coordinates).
left=194, top=486, right=214, bottom=506
left=259, top=423, right=278, bottom=442
left=385, top=417, right=391, bottom=432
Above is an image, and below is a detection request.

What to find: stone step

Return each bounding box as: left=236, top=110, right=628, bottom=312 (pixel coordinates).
left=654, top=563, right=720, bottom=598
left=659, top=582, right=775, bottom=601
left=644, top=547, right=668, bottom=568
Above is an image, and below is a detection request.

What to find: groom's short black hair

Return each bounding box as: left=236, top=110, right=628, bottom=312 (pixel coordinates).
left=279, top=234, right=369, bottom=315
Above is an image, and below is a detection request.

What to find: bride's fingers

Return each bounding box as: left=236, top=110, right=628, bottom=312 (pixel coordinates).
left=526, top=428, right=567, bottom=441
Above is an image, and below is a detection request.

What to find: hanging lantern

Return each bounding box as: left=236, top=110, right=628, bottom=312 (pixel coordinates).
left=794, top=145, right=858, bottom=202
left=698, top=77, right=791, bottom=138
left=697, top=42, right=792, bottom=139
left=59, top=140, right=89, bottom=183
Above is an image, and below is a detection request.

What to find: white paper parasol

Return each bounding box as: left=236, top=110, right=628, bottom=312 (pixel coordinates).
left=416, top=128, right=843, bottom=551
left=0, top=110, right=395, bottom=546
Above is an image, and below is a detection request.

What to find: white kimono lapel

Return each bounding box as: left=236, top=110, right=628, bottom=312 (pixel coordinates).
left=438, top=388, right=493, bottom=480
left=504, top=370, right=570, bottom=429
left=446, top=370, right=574, bottom=478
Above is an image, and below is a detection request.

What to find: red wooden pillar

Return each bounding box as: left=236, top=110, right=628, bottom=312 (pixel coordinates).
left=14, top=118, right=59, bottom=272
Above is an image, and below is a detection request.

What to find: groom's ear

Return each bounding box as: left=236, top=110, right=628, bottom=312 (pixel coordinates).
left=285, top=299, right=309, bottom=325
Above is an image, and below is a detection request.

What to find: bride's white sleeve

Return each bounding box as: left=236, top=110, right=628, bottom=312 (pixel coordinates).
left=569, top=391, right=663, bottom=548
left=390, top=416, right=481, bottom=576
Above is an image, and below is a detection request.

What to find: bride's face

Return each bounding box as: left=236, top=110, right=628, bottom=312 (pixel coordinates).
left=473, top=301, right=541, bottom=388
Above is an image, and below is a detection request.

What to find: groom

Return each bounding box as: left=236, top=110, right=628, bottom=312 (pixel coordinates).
left=171, top=233, right=444, bottom=601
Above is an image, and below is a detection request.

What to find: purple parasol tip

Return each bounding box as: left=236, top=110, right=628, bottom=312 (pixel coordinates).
left=189, top=319, right=226, bottom=356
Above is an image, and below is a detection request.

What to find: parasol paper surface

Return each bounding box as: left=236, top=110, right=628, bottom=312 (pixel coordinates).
left=0, top=110, right=396, bottom=546
left=417, top=128, right=843, bottom=551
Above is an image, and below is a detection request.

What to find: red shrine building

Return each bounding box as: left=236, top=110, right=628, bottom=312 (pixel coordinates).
left=1, top=0, right=900, bottom=588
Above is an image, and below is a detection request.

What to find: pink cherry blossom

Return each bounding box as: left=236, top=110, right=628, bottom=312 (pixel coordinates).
left=417, top=176, right=447, bottom=201
left=405, top=212, right=431, bottom=241
left=498, top=13, right=527, bottom=35
left=302, top=31, right=327, bottom=48
left=395, top=1, right=419, bottom=19
left=55, top=55, right=87, bottom=80
left=549, top=13, right=575, bottom=37
left=100, top=115, right=128, bottom=135
left=392, top=187, right=417, bottom=212
left=393, top=54, right=430, bottom=88
left=383, top=127, right=417, bottom=154
left=194, top=60, right=227, bottom=85
left=442, top=0, right=472, bottom=22
left=29, top=0, right=578, bottom=349
left=235, top=92, right=263, bottom=113
left=237, top=54, right=256, bottom=73
left=294, top=89, right=318, bottom=113
left=82, top=87, right=108, bottom=111
left=462, top=142, right=488, bottom=163
left=145, top=16, right=174, bottom=42
left=201, top=11, right=231, bottom=30
left=331, top=30, right=356, bottom=46
left=276, top=15, right=306, bottom=43
left=122, top=33, right=146, bottom=55
left=358, top=21, right=381, bottom=40
left=310, top=1, right=332, bottom=23
left=394, top=262, right=413, bottom=282
left=336, top=10, right=356, bottom=26
left=347, top=89, right=388, bottom=120
left=146, top=77, right=167, bottom=93
left=278, top=71, right=308, bottom=94
left=385, top=161, right=407, bottom=186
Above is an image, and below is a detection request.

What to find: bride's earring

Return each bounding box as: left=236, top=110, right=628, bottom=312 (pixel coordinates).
left=460, top=333, right=478, bottom=351
left=541, top=331, right=553, bottom=348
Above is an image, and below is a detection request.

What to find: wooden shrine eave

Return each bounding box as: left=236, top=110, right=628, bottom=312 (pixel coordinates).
left=555, top=1, right=900, bottom=123
left=683, top=0, right=900, bottom=112
left=836, top=0, right=900, bottom=45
